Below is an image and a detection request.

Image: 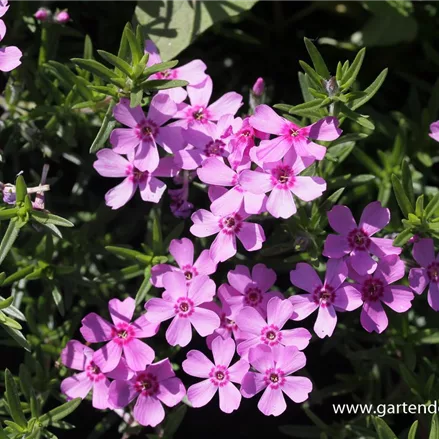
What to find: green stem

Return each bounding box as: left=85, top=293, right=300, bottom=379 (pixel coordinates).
left=38, top=25, right=49, bottom=66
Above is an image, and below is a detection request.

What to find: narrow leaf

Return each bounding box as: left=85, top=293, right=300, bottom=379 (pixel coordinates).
left=0, top=219, right=20, bottom=265
left=39, top=399, right=82, bottom=426
left=89, top=100, right=116, bottom=153
left=5, top=369, right=27, bottom=428
left=341, top=47, right=366, bottom=90
left=391, top=175, right=414, bottom=217
left=304, top=37, right=330, bottom=79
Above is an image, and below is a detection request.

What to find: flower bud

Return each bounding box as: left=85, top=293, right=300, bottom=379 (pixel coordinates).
left=252, top=77, right=265, bottom=97
left=34, top=8, right=50, bottom=22
left=54, top=10, right=70, bottom=24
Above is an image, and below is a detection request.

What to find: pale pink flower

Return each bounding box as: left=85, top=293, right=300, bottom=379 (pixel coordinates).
left=241, top=345, right=312, bottom=416
left=183, top=337, right=249, bottom=413
left=80, top=298, right=158, bottom=373
left=145, top=272, right=220, bottom=347
left=109, top=358, right=185, bottom=427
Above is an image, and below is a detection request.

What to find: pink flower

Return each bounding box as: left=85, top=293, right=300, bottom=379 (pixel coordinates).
left=169, top=186, right=194, bottom=218
left=197, top=157, right=266, bottom=216
left=80, top=298, right=158, bottom=373
left=93, top=150, right=177, bottom=210
left=409, top=238, right=439, bottom=310
left=0, top=46, right=22, bottom=72
left=176, top=114, right=239, bottom=170
left=173, top=76, right=243, bottom=128
left=289, top=259, right=363, bottom=338
left=235, top=296, right=311, bottom=359
left=429, top=121, right=439, bottom=142
left=241, top=344, right=312, bottom=416
left=109, top=358, right=185, bottom=427
left=145, top=40, right=207, bottom=103
left=348, top=255, right=414, bottom=333
left=54, top=10, right=70, bottom=23
left=34, top=8, right=50, bottom=21
left=190, top=204, right=265, bottom=263
left=182, top=337, right=249, bottom=413
left=151, top=237, right=217, bottom=288
left=221, top=264, right=279, bottom=318
left=249, top=105, right=341, bottom=163
left=145, top=272, right=220, bottom=347
left=0, top=1, right=9, bottom=18
left=60, top=340, right=133, bottom=409
left=240, top=151, right=326, bottom=219
left=323, top=202, right=402, bottom=275
left=110, top=95, right=182, bottom=172
left=252, top=77, right=265, bottom=97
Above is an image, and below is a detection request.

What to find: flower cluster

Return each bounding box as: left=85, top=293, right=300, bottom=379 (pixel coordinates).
left=0, top=0, right=22, bottom=72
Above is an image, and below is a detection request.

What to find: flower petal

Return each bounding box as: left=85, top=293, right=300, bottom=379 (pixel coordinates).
left=208, top=92, right=243, bottom=120
left=382, top=286, right=413, bottom=313
left=219, top=382, right=241, bottom=413
left=327, top=205, right=356, bottom=235
left=187, top=379, right=217, bottom=408
left=166, top=316, right=192, bottom=347
left=267, top=187, right=296, bottom=219
left=291, top=176, right=326, bottom=202
left=61, top=372, right=92, bottom=400
left=93, top=149, right=130, bottom=177
left=134, top=394, right=165, bottom=427
left=80, top=313, right=113, bottom=343
left=169, top=237, right=194, bottom=268
left=123, top=339, right=155, bottom=371
left=113, top=98, right=145, bottom=128
left=359, top=201, right=390, bottom=236
left=182, top=350, right=215, bottom=378
left=105, top=178, right=137, bottom=210
left=413, top=238, right=435, bottom=268
left=108, top=297, right=135, bottom=326
left=282, top=376, right=312, bottom=403
left=249, top=105, right=286, bottom=135
left=189, top=307, right=220, bottom=336
left=212, top=336, right=235, bottom=368
left=313, top=305, right=337, bottom=338
left=290, top=263, right=322, bottom=293
left=360, top=300, right=388, bottom=333
left=258, top=387, right=286, bottom=416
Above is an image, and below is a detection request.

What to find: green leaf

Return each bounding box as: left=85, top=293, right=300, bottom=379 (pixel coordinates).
left=372, top=417, right=397, bottom=439
left=338, top=103, right=375, bottom=130
left=298, top=72, right=314, bottom=103
left=299, top=61, right=323, bottom=90
left=303, top=37, right=330, bottom=79
left=89, top=101, right=117, bottom=153
left=163, top=404, right=187, bottom=437
left=415, top=195, right=424, bottom=217
left=124, top=27, right=143, bottom=65
left=351, top=68, right=388, bottom=111
left=15, top=176, right=27, bottom=205
left=52, top=286, right=65, bottom=316
left=105, top=246, right=152, bottom=264
left=0, top=219, right=20, bottom=265
left=134, top=0, right=257, bottom=61
left=341, top=48, right=366, bottom=90
left=139, top=79, right=189, bottom=91
left=83, top=34, right=93, bottom=59
left=391, top=175, right=414, bottom=218
left=39, top=399, right=82, bottom=427
left=0, top=296, right=13, bottom=309
left=408, top=420, right=418, bottom=439
left=0, top=207, right=18, bottom=221
left=3, top=325, right=31, bottom=351
left=430, top=414, right=439, bottom=439
left=151, top=210, right=163, bottom=254
left=142, top=60, right=179, bottom=78
left=2, top=266, right=34, bottom=286
left=351, top=148, right=383, bottom=176
left=5, top=369, right=27, bottom=428
left=425, top=193, right=439, bottom=220
left=135, top=266, right=152, bottom=306
left=130, top=88, right=143, bottom=108
left=393, top=228, right=413, bottom=247
left=401, top=160, right=415, bottom=206
left=97, top=50, right=132, bottom=77
left=71, top=58, right=124, bottom=87
left=31, top=211, right=74, bottom=228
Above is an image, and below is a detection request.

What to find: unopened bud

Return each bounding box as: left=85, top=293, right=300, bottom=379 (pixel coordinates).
left=252, top=77, right=265, bottom=97
left=54, top=10, right=70, bottom=24
left=34, top=8, right=50, bottom=22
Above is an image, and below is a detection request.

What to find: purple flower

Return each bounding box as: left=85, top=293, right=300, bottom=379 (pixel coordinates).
left=249, top=105, right=341, bottom=164
left=429, top=121, right=439, bottom=142
left=145, top=272, right=220, bottom=347
left=289, top=259, right=363, bottom=338
left=197, top=157, right=266, bottom=216
left=93, top=150, right=177, bottom=210
left=182, top=337, right=249, bottom=413
left=349, top=255, right=414, bottom=333
left=235, top=297, right=311, bottom=359
left=323, top=201, right=402, bottom=275
left=173, top=76, right=243, bottom=128
left=109, top=358, right=185, bottom=427
left=190, top=203, right=266, bottom=263
left=409, top=238, right=439, bottom=310
left=110, top=95, right=183, bottom=172
left=240, top=151, right=326, bottom=219
left=80, top=298, right=158, bottom=373
left=60, top=340, right=132, bottom=409
left=145, top=40, right=207, bottom=103
left=221, top=264, right=279, bottom=318
left=151, top=237, right=217, bottom=288
left=241, top=345, right=312, bottom=416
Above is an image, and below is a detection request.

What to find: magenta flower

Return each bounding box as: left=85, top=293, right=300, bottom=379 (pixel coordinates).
left=323, top=201, right=402, bottom=275
left=54, top=10, right=70, bottom=23
left=145, top=40, right=207, bottom=103
left=221, top=264, right=279, bottom=318
left=289, top=259, right=363, bottom=338
left=429, top=121, right=439, bottom=142
left=197, top=157, right=266, bottom=216
left=34, top=7, right=49, bottom=21
left=409, top=239, right=439, bottom=310
left=348, top=255, right=414, bottom=333
left=241, top=344, right=312, bottom=416
left=173, top=76, right=243, bottom=128
left=93, top=150, right=177, bottom=210
left=110, top=95, right=183, bottom=172
left=190, top=204, right=265, bottom=263
left=145, top=272, right=220, bottom=347
left=183, top=337, right=249, bottom=413
left=235, top=297, right=311, bottom=359
left=109, top=358, right=185, bottom=427
left=240, top=151, right=326, bottom=219
left=249, top=105, right=341, bottom=164
left=252, top=77, right=265, bottom=97
left=60, top=340, right=132, bottom=409
left=80, top=297, right=158, bottom=373
left=151, top=237, right=217, bottom=288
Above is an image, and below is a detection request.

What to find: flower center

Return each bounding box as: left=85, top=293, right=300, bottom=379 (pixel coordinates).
left=220, top=313, right=237, bottom=332
left=313, top=285, right=335, bottom=307
left=205, top=140, right=226, bottom=157
left=427, top=262, right=439, bottom=282
left=244, top=286, right=262, bottom=306
left=347, top=228, right=370, bottom=250
left=209, top=365, right=229, bottom=387
left=181, top=264, right=198, bottom=281
left=260, top=324, right=281, bottom=346
left=361, top=277, right=384, bottom=302
left=264, top=367, right=285, bottom=389
left=136, top=120, right=158, bottom=140
left=219, top=213, right=243, bottom=235
left=111, top=323, right=135, bottom=345
left=156, top=69, right=176, bottom=80
left=192, top=107, right=206, bottom=121
left=86, top=361, right=104, bottom=381
left=271, top=165, right=295, bottom=189
left=174, top=297, right=195, bottom=318
left=134, top=372, right=159, bottom=396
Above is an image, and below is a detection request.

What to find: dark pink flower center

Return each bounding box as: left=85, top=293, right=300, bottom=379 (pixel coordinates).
left=155, top=69, right=177, bottom=80
left=111, top=322, right=135, bottom=345
left=136, top=120, right=158, bottom=140
left=220, top=312, right=237, bottom=332
left=174, top=297, right=195, bottom=318
left=209, top=365, right=230, bottom=387
left=347, top=228, right=370, bottom=250
left=190, top=105, right=210, bottom=123
left=361, top=278, right=384, bottom=302
left=181, top=264, right=198, bottom=281
left=134, top=372, right=159, bottom=396
left=86, top=361, right=105, bottom=382
left=204, top=140, right=226, bottom=157
left=260, top=324, right=282, bottom=346
left=126, top=164, right=148, bottom=183
left=270, top=165, right=296, bottom=189
left=219, top=213, right=243, bottom=235
left=244, top=286, right=262, bottom=306
left=313, top=285, right=335, bottom=307
left=427, top=262, right=439, bottom=283
left=264, top=367, right=285, bottom=389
